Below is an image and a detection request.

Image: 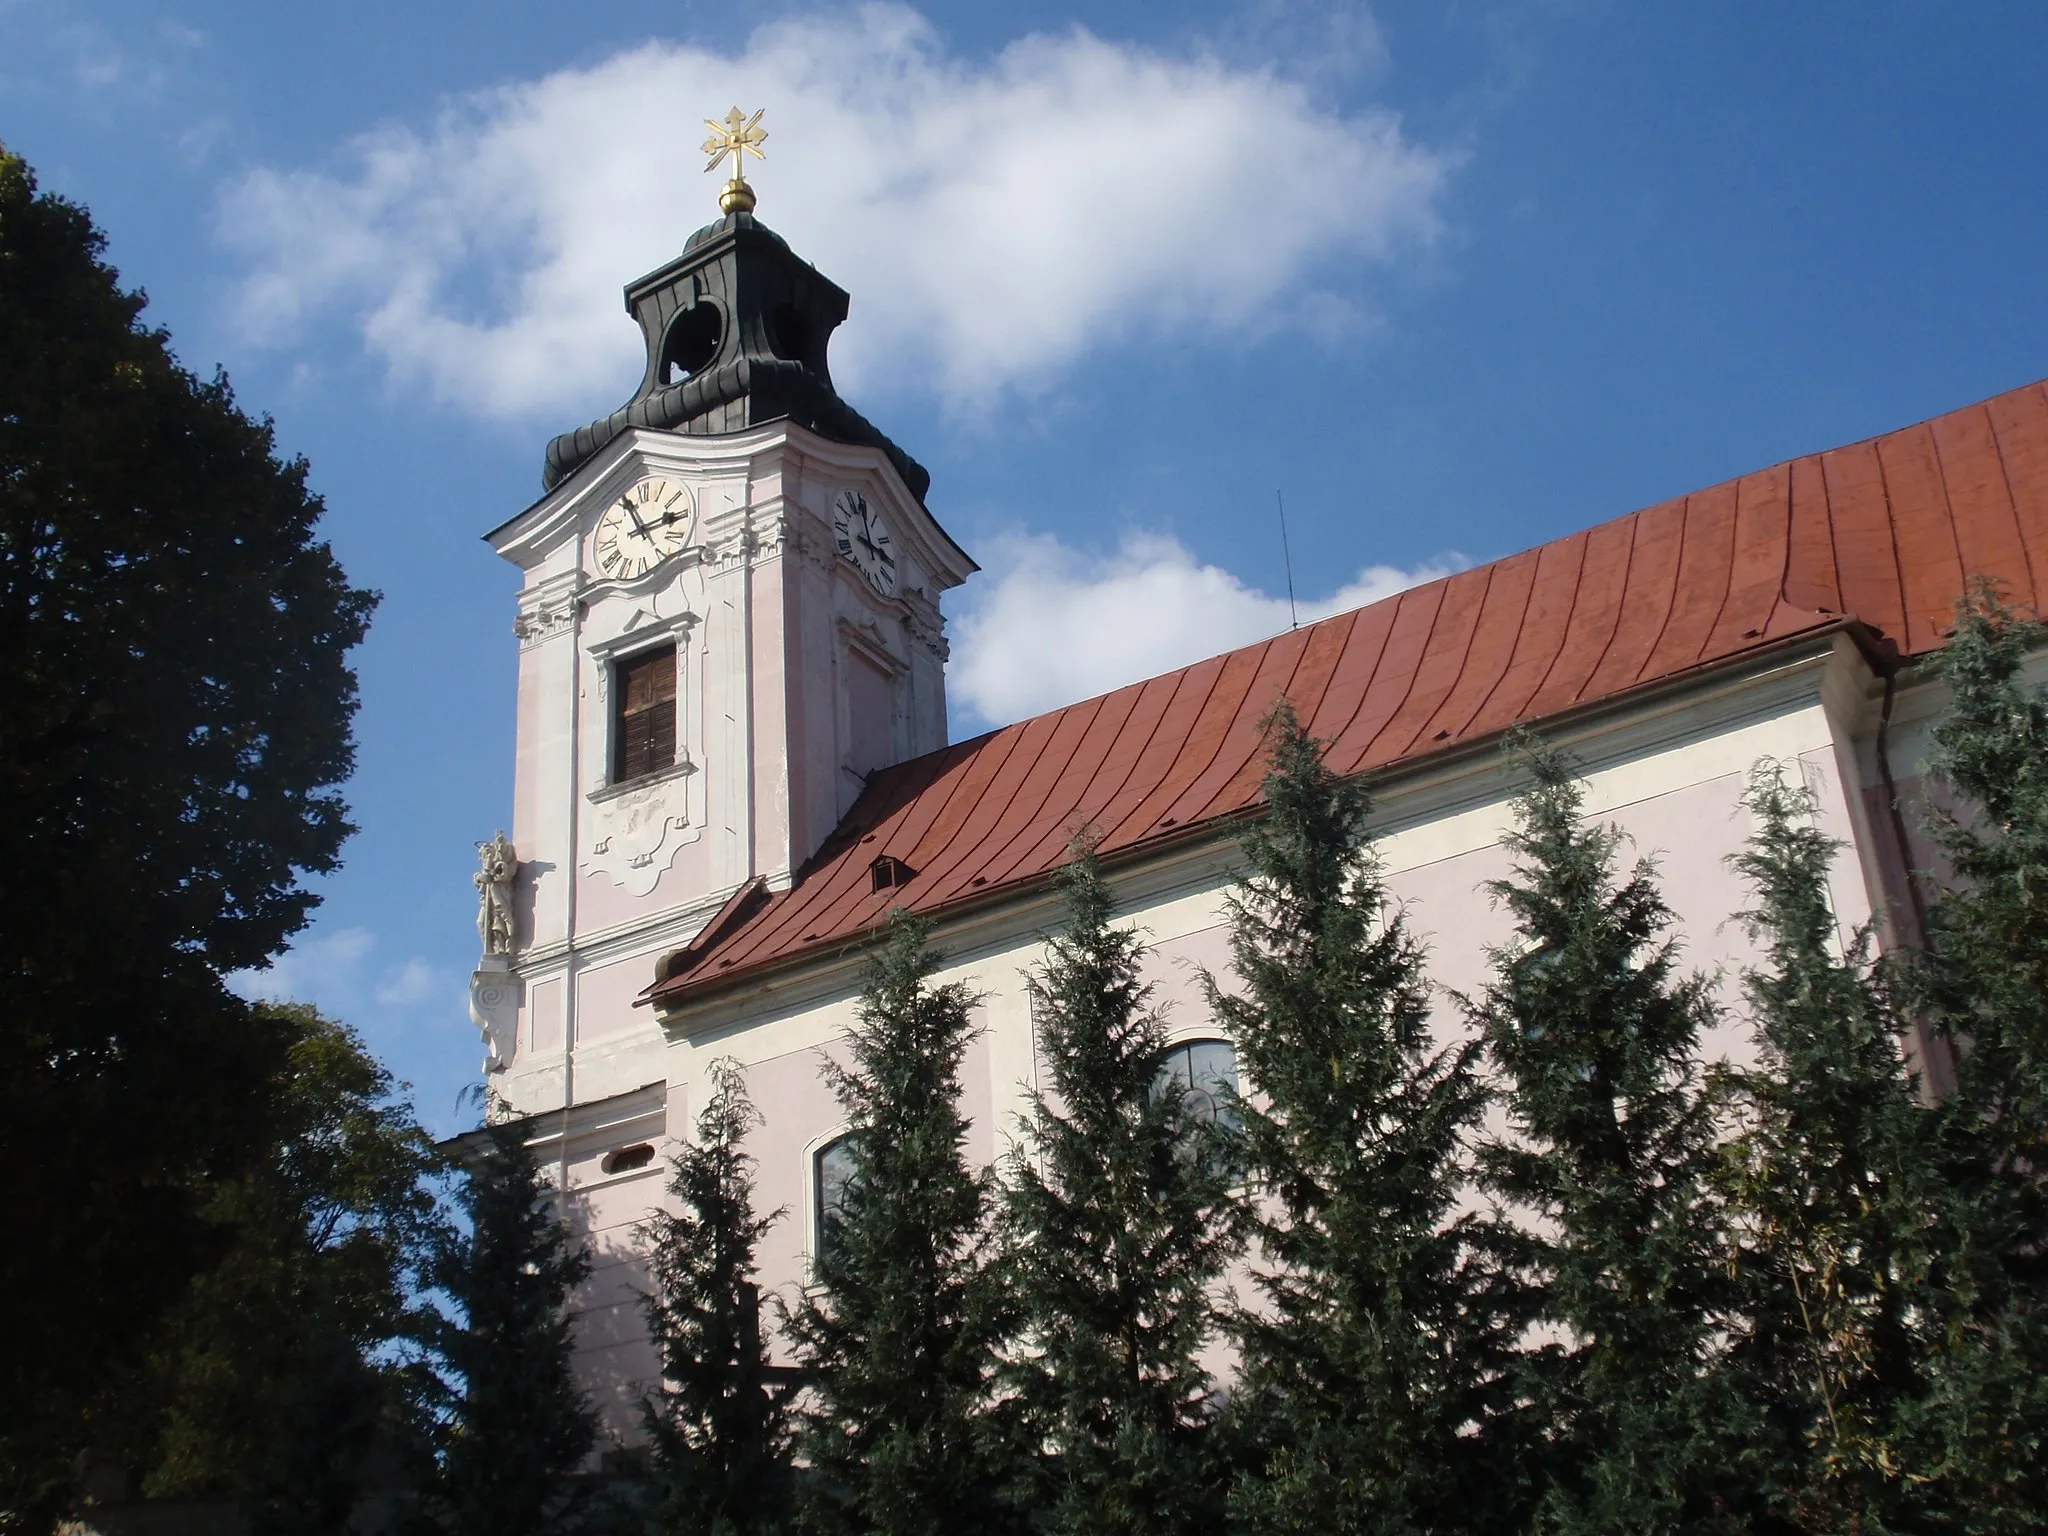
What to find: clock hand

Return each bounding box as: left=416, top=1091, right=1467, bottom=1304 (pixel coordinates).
left=621, top=499, right=653, bottom=539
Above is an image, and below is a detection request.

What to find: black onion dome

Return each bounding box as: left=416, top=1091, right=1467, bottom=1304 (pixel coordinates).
left=541, top=212, right=929, bottom=499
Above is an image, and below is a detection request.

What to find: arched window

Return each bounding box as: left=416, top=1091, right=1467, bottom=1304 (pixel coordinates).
left=1152, top=1038, right=1241, bottom=1135
left=814, top=1134, right=860, bottom=1261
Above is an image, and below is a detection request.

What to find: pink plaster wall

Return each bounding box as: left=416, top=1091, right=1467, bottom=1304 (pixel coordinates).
left=1136, top=922, right=1237, bottom=1022
left=1140, top=762, right=1871, bottom=1083
left=530, top=976, right=563, bottom=1055
left=748, top=558, right=795, bottom=874
left=576, top=954, right=659, bottom=1043
left=563, top=1090, right=674, bottom=1450
left=737, top=1042, right=849, bottom=1349
left=574, top=836, right=720, bottom=936
left=511, top=647, right=549, bottom=914
left=1392, top=771, right=1768, bottom=1063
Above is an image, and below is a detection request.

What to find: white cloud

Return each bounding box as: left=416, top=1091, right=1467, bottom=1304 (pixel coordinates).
left=374, top=956, right=446, bottom=1009
left=232, top=925, right=458, bottom=1032
left=229, top=925, right=480, bottom=1129
left=220, top=4, right=1448, bottom=418
left=949, top=530, right=1461, bottom=727
left=233, top=924, right=377, bottom=1003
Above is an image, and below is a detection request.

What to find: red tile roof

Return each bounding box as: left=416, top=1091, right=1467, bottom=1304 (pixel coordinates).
left=646, top=376, right=2048, bottom=1010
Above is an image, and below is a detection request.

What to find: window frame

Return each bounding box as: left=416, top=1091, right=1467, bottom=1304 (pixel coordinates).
left=1151, top=1036, right=1243, bottom=1139
left=610, top=640, right=679, bottom=785
left=583, top=609, right=699, bottom=802
left=811, top=1131, right=860, bottom=1269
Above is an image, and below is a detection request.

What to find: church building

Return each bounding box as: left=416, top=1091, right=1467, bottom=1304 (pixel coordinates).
left=473, top=162, right=2048, bottom=1443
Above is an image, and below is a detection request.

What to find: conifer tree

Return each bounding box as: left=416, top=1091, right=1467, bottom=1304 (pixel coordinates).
left=1919, top=586, right=2048, bottom=1148
left=1002, top=839, right=1237, bottom=1536
left=1918, top=588, right=2048, bottom=1197
left=784, top=912, right=1021, bottom=1536
left=641, top=1058, right=793, bottom=1536
left=1904, top=588, right=2048, bottom=1529
left=1467, top=742, right=1755, bottom=1534
left=1215, top=704, right=1529, bottom=1536
left=1720, top=763, right=1940, bottom=1531
left=415, top=1117, right=597, bottom=1536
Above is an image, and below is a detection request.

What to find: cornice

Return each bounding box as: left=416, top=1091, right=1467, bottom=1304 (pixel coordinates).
left=513, top=573, right=581, bottom=649
left=442, top=1076, right=667, bottom=1155
left=488, top=423, right=976, bottom=587
left=652, top=628, right=1855, bottom=1033
left=515, top=878, right=760, bottom=976
left=1362, top=631, right=1852, bottom=841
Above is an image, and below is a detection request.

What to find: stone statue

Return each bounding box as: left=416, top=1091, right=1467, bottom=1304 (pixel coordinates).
left=474, top=830, right=518, bottom=957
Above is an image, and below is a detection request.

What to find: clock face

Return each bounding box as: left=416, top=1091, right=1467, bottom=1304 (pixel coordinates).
left=832, top=488, right=897, bottom=597
left=594, top=478, right=693, bottom=581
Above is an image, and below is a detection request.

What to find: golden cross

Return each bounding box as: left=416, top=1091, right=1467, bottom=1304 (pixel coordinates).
left=701, top=106, right=768, bottom=212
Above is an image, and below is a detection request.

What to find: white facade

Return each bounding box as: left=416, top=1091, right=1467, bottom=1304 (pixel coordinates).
left=480, top=420, right=972, bottom=1132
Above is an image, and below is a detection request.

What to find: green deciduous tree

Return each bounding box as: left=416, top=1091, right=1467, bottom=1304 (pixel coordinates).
left=643, top=1058, right=793, bottom=1536
left=1719, top=763, right=1941, bottom=1532
left=0, top=145, right=375, bottom=1520
left=1002, top=838, right=1237, bottom=1536
left=785, top=911, right=1021, bottom=1536
left=1467, top=743, right=1757, bottom=1534
left=126, top=1004, right=439, bottom=1534
left=415, top=1117, right=597, bottom=1536
left=1218, top=704, right=1530, bottom=1536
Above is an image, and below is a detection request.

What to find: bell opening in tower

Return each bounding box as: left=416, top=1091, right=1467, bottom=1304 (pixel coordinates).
left=660, top=304, right=722, bottom=385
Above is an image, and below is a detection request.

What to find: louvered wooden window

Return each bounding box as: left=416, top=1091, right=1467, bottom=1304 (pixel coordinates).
left=613, top=645, right=677, bottom=783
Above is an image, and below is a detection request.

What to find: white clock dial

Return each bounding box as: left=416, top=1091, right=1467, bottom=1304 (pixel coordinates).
left=594, top=478, right=693, bottom=581
left=831, top=488, right=897, bottom=598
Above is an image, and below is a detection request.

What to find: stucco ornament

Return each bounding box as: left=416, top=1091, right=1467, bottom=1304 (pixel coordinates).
left=474, top=830, right=519, bottom=957
left=585, top=771, right=696, bottom=897
left=468, top=967, right=521, bottom=1075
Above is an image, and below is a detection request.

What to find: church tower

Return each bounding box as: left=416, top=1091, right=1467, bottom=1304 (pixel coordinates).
left=474, top=139, right=976, bottom=1120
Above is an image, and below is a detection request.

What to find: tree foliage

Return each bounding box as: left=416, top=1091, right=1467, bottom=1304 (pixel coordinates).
left=1466, top=744, right=1756, bottom=1534
left=415, top=1117, right=597, bottom=1536
left=1719, top=764, right=1941, bottom=1532
left=1918, top=586, right=2048, bottom=1162
left=785, top=911, right=1020, bottom=1536
left=643, top=1059, right=793, bottom=1536
left=1002, top=838, right=1237, bottom=1536
left=1218, top=704, right=1530, bottom=1536
left=1906, top=589, right=2048, bottom=1529
left=124, top=1004, right=440, bottom=1534
left=0, top=144, right=376, bottom=1519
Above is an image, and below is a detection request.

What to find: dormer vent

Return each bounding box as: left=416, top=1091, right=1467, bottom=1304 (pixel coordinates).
left=869, top=854, right=916, bottom=893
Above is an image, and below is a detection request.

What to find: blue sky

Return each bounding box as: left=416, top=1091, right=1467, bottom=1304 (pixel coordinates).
left=6, top=1, right=2045, bottom=1133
